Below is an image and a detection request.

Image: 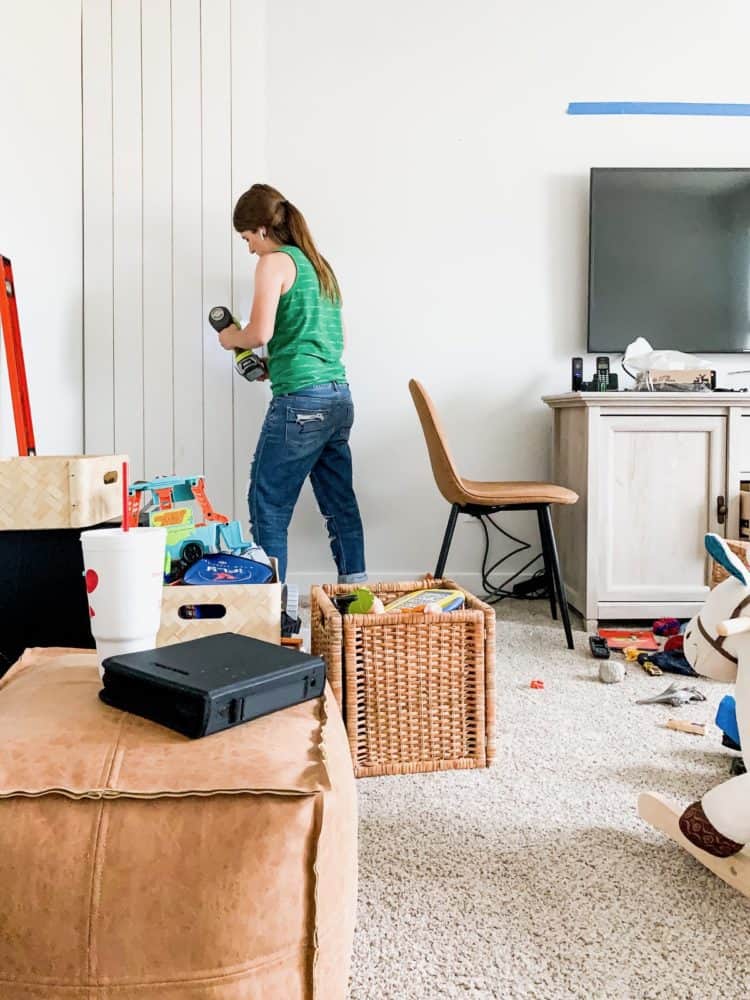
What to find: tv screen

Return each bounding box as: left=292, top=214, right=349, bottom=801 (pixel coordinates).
left=587, top=168, right=750, bottom=354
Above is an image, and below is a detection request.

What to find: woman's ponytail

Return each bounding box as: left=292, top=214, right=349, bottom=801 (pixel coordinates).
left=284, top=202, right=341, bottom=303
left=233, top=184, right=342, bottom=303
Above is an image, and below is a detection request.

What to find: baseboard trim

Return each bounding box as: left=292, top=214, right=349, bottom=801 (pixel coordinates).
left=286, top=570, right=535, bottom=595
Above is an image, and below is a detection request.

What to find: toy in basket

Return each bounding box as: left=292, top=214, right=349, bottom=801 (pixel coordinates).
left=334, top=587, right=465, bottom=615
left=384, top=588, right=465, bottom=613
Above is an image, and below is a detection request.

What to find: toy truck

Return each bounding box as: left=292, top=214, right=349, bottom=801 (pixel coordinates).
left=127, top=476, right=256, bottom=574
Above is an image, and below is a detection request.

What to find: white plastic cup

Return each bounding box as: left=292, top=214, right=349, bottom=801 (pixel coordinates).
left=80, top=527, right=167, bottom=675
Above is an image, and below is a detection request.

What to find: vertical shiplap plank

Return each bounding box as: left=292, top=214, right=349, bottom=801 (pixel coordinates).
left=111, top=0, right=144, bottom=475
left=82, top=0, right=115, bottom=454
left=231, top=0, right=268, bottom=523
left=142, top=0, right=174, bottom=478
left=171, top=0, right=204, bottom=476
left=201, top=0, right=234, bottom=516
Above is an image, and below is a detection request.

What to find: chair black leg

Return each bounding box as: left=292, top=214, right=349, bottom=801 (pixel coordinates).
left=434, top=503, right=460, bottom=578
left=536, top=506, right=557, bottom=621
left=539, top=504, right=574, bottom=650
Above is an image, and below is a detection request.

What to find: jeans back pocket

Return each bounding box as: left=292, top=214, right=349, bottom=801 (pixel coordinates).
left=285, top=406, right=329, bottom=445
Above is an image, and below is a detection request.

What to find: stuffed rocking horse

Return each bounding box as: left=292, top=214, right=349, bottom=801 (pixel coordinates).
left=638, top=534, right=750, bottom=897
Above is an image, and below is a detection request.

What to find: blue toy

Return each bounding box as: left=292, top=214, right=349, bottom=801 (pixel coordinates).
left=716, top=694, right=741, bottom=750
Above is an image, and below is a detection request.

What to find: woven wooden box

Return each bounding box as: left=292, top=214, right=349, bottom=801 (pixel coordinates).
left=157, top=565, right=282, bottom=647
left=0, top=455, right=127, bottom=530
left=711, top=538, right=750, bottom=587
left=310, top=578, right=496, bottom=778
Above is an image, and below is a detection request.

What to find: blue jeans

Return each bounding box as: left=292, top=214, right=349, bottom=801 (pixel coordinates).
left=248, top=382, right=367, bottom=583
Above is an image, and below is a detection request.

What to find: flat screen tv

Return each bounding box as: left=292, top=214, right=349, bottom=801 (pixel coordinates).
left=587, top=167, right=750, bottom=354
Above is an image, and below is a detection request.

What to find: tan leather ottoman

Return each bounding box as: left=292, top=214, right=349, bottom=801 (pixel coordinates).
left=0, top=648, right=357, bottom=999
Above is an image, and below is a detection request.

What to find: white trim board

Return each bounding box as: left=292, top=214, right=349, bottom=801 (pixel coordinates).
left=82, top=0, right=266, bottom=517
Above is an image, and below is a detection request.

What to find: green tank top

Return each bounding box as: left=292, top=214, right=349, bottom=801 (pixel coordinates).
left=268, top=245, right=346, bottom=396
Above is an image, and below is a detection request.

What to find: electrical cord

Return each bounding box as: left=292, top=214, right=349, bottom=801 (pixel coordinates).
left=478, top=513, right=549, bottom=604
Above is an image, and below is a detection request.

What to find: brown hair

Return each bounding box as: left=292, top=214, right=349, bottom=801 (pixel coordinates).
left=233, top=183, right=341, bottom=302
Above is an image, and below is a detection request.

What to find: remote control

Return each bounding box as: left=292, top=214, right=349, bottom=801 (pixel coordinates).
left=589, top=635, right=610, bottom=659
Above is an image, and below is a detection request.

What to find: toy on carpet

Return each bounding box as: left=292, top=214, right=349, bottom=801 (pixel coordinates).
left=589, top=635, right=610, bottom=659
left=636, top=653, right=663, bottom=676
left=653, top=617, right=681, bottom=637
left=599, top=660, right=625, bottom=684
left=636, top=682, right=706, bottom=707
left=665, top=719, right=706, bottom=737
left=637, top=650, right=697, bottom=677
left=530, top=679, right=544, bottom=689
left=716, top=694, right=740, bottom=750
left=639, top=534, right=750, bottom=899
left=598, top=628, right=658, bottom=651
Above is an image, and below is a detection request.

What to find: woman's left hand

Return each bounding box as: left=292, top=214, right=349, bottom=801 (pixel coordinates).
left=218, top=326, right=239, bottom=350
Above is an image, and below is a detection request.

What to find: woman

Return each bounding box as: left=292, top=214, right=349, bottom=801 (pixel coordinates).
left=219, top=183, right=367, bottom=584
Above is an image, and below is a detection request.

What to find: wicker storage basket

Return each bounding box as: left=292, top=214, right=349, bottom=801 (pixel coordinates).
left=711, top=538, right=750, bottom=587
left=311, top=578, right=496, bottom=778
left=0, top=455, right=127, bottom=530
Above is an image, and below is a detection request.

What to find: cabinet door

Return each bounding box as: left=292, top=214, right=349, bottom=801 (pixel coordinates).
left=597, top=415, right=726, bottom=603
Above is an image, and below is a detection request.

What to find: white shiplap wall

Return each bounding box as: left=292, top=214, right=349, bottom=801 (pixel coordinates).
left=82, top=0, right=267, bottom=519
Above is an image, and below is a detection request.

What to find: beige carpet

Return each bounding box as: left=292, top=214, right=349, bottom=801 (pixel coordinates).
left=349, top=602, right=750, bottom=999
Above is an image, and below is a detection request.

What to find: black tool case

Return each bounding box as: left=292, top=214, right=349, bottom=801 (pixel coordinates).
left=99, top=632, right=326, bottom=738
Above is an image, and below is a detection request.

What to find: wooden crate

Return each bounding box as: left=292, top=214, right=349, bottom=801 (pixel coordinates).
left=311, top=578, right=496, bottom=778
left=0, top=455, right=127, bottom=530
left=158, top=573, right=282, bottom=647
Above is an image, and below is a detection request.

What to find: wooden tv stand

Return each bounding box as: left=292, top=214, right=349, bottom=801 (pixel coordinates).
left=543, top=391, right=750, bottom=630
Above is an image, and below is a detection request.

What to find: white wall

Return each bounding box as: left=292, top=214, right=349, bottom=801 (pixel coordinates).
left=5, top=0, right=750, bottom=589
left=266, top=0, right=750, bottom=588
left=0, top=1, right=82, bottom=457
left=82, top=0, right=266, bottom=519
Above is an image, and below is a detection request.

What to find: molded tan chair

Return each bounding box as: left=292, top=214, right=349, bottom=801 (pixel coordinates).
left=409, top=379, right=578, bottom=648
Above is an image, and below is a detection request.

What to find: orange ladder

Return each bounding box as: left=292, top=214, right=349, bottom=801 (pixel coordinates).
left=0, top=256, right=36, bottom=456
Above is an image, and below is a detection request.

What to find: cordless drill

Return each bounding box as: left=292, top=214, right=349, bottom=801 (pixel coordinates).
left=208, top=306, right=267, bottom=382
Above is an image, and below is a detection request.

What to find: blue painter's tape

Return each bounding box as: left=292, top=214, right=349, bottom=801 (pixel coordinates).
left=567, top=101, right=750, bottom=117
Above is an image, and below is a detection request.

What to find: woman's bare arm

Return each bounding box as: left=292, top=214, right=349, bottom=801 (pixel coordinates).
left=218, top=253, right=289, bottom=351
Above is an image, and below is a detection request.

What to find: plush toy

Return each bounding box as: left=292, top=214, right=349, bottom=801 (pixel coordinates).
left=639, top=534, right=750, bottom=897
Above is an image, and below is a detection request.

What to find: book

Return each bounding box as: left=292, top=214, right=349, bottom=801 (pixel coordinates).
left=597, top=628, right=659, bottom=651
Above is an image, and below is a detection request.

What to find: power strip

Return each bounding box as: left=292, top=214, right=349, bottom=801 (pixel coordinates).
left=512, top=575, right=549, bottom=597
